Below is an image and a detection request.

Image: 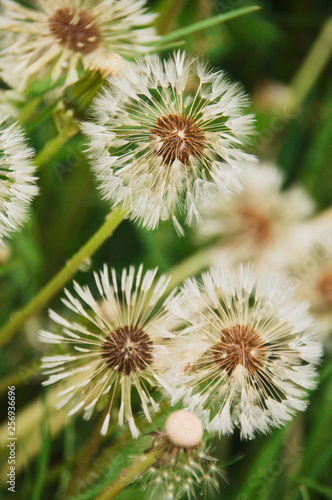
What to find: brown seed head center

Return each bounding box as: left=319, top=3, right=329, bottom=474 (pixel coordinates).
left=211, top=324, right=265, bottom=376
left=102, top=325, right=153, bottom=375
left=151, top=114, right=205, bottom=165
left=48, top=8, right=101, bottom=55
left=240, top=206, right=273, bottom=244
left=316, top=270, right=332, bottom=309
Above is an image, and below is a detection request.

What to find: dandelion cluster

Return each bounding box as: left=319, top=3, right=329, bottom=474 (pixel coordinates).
left=0, top=114, right=38, bottom=245
left=0, top=0, right=157, bottom=89
left=40, top=265, right=178, bottom=438
left=0, top=1, right=327, bottom=498
left=84, top=52, right=256, bottom=234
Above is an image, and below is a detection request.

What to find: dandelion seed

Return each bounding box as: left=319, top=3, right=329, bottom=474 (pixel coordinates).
left=39, top=265, right=178, bottom=438
left=0, top=0, right=158, bottom=89
left=0, top=114, right=38, bottom=245
left=83, top=51, right=256, bottom=234
left=169, top=264, right=322, bottom=439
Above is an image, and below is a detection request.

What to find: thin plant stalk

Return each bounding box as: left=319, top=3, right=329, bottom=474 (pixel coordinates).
left=34, top=121, right=80, bottom=168
left=0, top=208, right=126, bottom=348
left=95, top=446, right=166, bottom=500
left=289, top=16, right=332, bottom=110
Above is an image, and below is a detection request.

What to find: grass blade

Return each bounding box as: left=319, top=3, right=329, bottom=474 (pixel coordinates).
left=154, top=6, right=261, bottom=45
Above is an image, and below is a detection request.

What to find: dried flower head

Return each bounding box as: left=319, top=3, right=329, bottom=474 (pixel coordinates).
left=0, top=0, right=157, bottom=89
left=0, top=114, right=38, bottom=245
left=198, top=163, right=313, bottom=264
left=169, top=265, right=322, bottom=439
left=141, top=410, right=225, bottom=500
left=39, top=265, right=178, bottom=438
left=83, top=52, right=256, bottom=234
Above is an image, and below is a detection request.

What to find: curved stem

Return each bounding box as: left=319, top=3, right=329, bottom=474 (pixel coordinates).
left=0, top=208, right=126, bottom=348
left=165, top=246, right=213, bottom=293
left=289, top=16, right=332, bottom=110
left=96, top=446, right=166, bottom=500
left=34, top=122, right=80, bottom=168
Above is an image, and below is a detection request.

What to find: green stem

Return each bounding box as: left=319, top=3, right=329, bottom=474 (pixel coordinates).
left=34, top=122, right=80, bottom=168
left=0, top=208, right=126, bottom=348
left=65, top=408, right=110, bottom=496
left=0, top=360, right=40, bottom=395
left=166, top=247, right=213, bottom=292
left=155, top=5, right=260, bottom=44
left=289, top=16, right=332, bottom=110
left=96, top=446, right=166, bottom=500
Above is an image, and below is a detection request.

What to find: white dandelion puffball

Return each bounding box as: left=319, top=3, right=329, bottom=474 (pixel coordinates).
left=198, top=162, right=314, bottom=264
left=0, top=0, right=158, bottom=89
left=0, top=114, right=38, bottom=245
left=165, top=410, right=203, bottom=448
left=39, top=265, right=179, bottom=438
left=84, top=51, right=256, bottom=234
left=168, top=264, right=322, bottom=439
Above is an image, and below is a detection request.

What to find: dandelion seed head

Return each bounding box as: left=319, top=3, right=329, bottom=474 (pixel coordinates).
left=84, top=52, right=256, bottom=233
left=267, top=213, right=332, bottom=342
left=0, top=114, right=38, bottom=245
left=199, top=163, right=314, bottom=264
left=39, top=265, right=177, bottom=438
left=315, top=269, right=332, bottom=309
left=0, top=0, right=158, bottom=89
left=140, top=412, right=224, bottom=500
left=169, top=264, right=322, bottom=439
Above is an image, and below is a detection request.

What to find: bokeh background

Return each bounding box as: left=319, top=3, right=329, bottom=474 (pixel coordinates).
left=0, top=1, right=332, bottom=499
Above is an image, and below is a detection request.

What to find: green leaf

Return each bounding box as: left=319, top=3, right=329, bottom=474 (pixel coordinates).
left=232, top=425, right=291, bottom=500
left=299, top=485, right=311, bottom=500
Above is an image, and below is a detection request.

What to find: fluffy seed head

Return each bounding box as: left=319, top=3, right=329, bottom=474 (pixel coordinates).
left=0, top=114, right=38, bottom=245
left=168, top=264, right=322, bottom=439
left=165, top=410, right=203, bottom=448
left=39, top=264, right=178, bottom=438
left=0, top=0, right=158, bottom=89
left=270, top=213, right=332, bottom=341
left=198, top=162, right=314, bottom=264
left=84, top=51, right=256, bottom=234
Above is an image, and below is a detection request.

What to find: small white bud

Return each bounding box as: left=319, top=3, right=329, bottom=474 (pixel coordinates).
left=165, top=410, right=203, bottom=448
